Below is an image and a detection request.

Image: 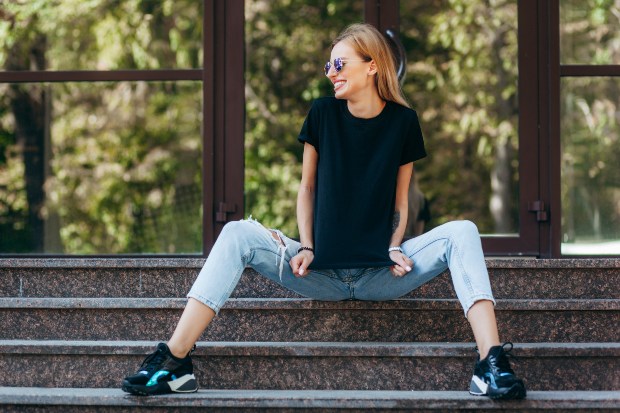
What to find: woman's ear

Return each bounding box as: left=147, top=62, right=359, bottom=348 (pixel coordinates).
left=368, top=60, right=378, bottom=76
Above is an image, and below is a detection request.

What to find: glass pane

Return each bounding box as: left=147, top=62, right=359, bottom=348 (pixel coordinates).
left=0, top=81, right=203, bottom=254
left=561, top=77, right=620, bottom=255
left=400, top=1, right=519, bottom=236
left=0, top=0, right=203, bottom=70
left=244, top=0, right=363, bottom=237
left=560, top=0, right=620, bottom=65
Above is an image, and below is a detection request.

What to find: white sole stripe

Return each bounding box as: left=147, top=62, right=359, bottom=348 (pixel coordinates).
left=470, top=375, right=488, bottom=395
left=168, top=374, right=198, bottom=392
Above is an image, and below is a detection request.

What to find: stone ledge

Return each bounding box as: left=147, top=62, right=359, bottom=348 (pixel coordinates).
left=1, top=257, right=619, bottom=269
left=0, top=388, right=618, bottom=410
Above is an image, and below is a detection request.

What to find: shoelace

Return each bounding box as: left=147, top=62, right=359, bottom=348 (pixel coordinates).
left=140, top=346, right=168, bottom=373
left=140, top=344, right=196, bottom=374
left=490, top=342, right=518, bottom=375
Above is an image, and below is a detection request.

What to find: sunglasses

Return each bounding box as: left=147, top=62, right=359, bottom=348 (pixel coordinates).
left=324, top=57, right=369, bottom=76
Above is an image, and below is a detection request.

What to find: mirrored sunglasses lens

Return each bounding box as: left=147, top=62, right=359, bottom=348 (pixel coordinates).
left=324, top=61, right=331, bottom=75
left=334, top=58, right=343, bottom=72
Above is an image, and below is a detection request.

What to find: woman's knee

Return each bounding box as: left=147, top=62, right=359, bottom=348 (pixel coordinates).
left=447, top=220, right=480, bottom=237
left=458, top=219, right=479, bottom=231
left=219, top=219, right=261, bottom=240
left=221, top=219, right=245, bottom=234
left=219, top=219, right=284, bottom=253
left=214, top=220, right=257, bottom=251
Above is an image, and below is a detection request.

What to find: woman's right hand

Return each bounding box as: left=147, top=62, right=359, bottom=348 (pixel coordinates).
left=389, top=250, right=413, bottom=277
left=290, top=250, right=314, bottom=277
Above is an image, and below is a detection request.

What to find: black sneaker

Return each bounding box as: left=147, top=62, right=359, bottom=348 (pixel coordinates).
left=122, top=343, right=198, bottom=396
left=469, top=342, right=526, bottom=400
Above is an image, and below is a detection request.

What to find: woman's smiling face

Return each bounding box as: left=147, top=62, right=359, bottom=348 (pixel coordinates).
left=326, top=40, right=374, bottom=101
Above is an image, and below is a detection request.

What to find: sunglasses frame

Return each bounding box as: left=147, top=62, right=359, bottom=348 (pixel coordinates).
left=324, top=57, right=369, bottom=76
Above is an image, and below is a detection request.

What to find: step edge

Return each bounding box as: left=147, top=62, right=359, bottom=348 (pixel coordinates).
left=0, top=297, right=618, bottom=310
left=2, top=257, right=619, bottom=269
left=0, top=388, right=618, bottom=409
left=0, top=340, right=618, bottom=357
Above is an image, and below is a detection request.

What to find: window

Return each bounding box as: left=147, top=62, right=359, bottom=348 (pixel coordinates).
left=0, top=1, right=204, bottom=254
left=559, top=0, right=620, bottom=255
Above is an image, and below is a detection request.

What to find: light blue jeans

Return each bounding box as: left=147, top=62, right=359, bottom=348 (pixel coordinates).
left=188, top=218, right=495, bottom=317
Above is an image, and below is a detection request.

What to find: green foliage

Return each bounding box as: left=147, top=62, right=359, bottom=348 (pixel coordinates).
left=560, top=0, right=620, bottom=64
left=0, top=0, right=202, bottom=70
left=45, top=81, right=202, bottom=253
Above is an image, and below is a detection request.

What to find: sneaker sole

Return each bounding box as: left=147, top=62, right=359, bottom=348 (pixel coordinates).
left=489, top=382, right=527, bottom=400
left=469, top=375, right=526, bottom=400
left=122, top=374, right=198, bottom=396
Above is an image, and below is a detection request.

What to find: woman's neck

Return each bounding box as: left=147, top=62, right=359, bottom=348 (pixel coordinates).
left=347, top=95, right=386, bottom=119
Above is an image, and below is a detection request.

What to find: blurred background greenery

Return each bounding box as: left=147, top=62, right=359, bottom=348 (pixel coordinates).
left=0, top=0, right=618, bottom=254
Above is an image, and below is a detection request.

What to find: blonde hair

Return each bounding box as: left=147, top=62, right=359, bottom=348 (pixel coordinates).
left=332, top=23, right=409, bottom=108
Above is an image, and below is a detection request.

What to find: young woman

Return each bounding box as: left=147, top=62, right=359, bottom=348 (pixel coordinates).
left=121, top=23, right=526, bottom=400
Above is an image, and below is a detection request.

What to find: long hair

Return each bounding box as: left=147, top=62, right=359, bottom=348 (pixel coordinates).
left=332, top=23, right=409, bottom=108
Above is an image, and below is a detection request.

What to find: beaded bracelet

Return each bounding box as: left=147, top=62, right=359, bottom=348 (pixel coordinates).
left=388, top=246, right=403, bottom=253
left=297, top=246, right=314, bottom=254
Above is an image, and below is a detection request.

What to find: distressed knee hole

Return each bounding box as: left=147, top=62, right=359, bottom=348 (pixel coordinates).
left=270, top=230, right=286, bottom=247
left=244, top=216, right=288, bottom=281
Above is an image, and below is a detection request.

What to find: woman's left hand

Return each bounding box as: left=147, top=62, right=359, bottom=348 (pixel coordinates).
left=290, top=250, right=314, bottom=277
left=389, top=250, right=413, bottom=277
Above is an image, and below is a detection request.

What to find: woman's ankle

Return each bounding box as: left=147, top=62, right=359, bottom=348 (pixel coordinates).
left=167, top=341, right=192, bottom=359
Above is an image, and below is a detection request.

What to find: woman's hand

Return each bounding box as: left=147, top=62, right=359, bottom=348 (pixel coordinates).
left=389, top=250, right=413, bottom=277
left=290, top=250, right=314, bottom=277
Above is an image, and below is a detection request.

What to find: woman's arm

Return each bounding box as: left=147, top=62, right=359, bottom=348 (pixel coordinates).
left=290, top=143, right=318, bottom=277
left=389, top=162, right=415, bottom=276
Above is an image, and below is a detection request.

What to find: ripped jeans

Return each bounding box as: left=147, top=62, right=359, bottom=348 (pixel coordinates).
left=187, top=219, right=495, bottom=317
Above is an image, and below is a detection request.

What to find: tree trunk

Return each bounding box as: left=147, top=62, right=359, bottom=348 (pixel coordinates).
left=488, top=24, right=517, bottom=234
left=6, top=31, right=47, bottom=252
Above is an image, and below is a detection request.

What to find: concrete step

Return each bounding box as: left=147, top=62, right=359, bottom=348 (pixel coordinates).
left=1, top=341, right=618, bottom=391
left=0, top=297, right=617, bottom=342
left=0, top=388, right=619, bottom=413
left=1, top=258, right=618, bottom=299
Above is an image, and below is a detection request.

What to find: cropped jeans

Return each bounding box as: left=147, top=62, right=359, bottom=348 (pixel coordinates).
left=188, top=218, right=495, bottom=318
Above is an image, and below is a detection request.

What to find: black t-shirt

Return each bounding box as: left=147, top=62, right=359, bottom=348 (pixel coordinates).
left=298, top=97, right=426, bottom=269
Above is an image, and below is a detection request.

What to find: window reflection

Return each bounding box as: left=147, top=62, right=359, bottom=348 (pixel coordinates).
left=0, top=81, right=202, bottom=254
left=0, top=1, right=203, bottom=71
left=561, top=77, right=620, bottom=254
left=560, top=0, right=620, bottom=65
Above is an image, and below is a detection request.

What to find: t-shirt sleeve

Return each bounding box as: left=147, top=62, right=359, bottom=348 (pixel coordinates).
left=298, top=101, right=319, bottom=151
left=400, top=110, right=427, bottom=165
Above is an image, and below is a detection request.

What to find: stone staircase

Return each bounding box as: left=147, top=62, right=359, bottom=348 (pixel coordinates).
left=0, top=258, right=618, bottom=412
